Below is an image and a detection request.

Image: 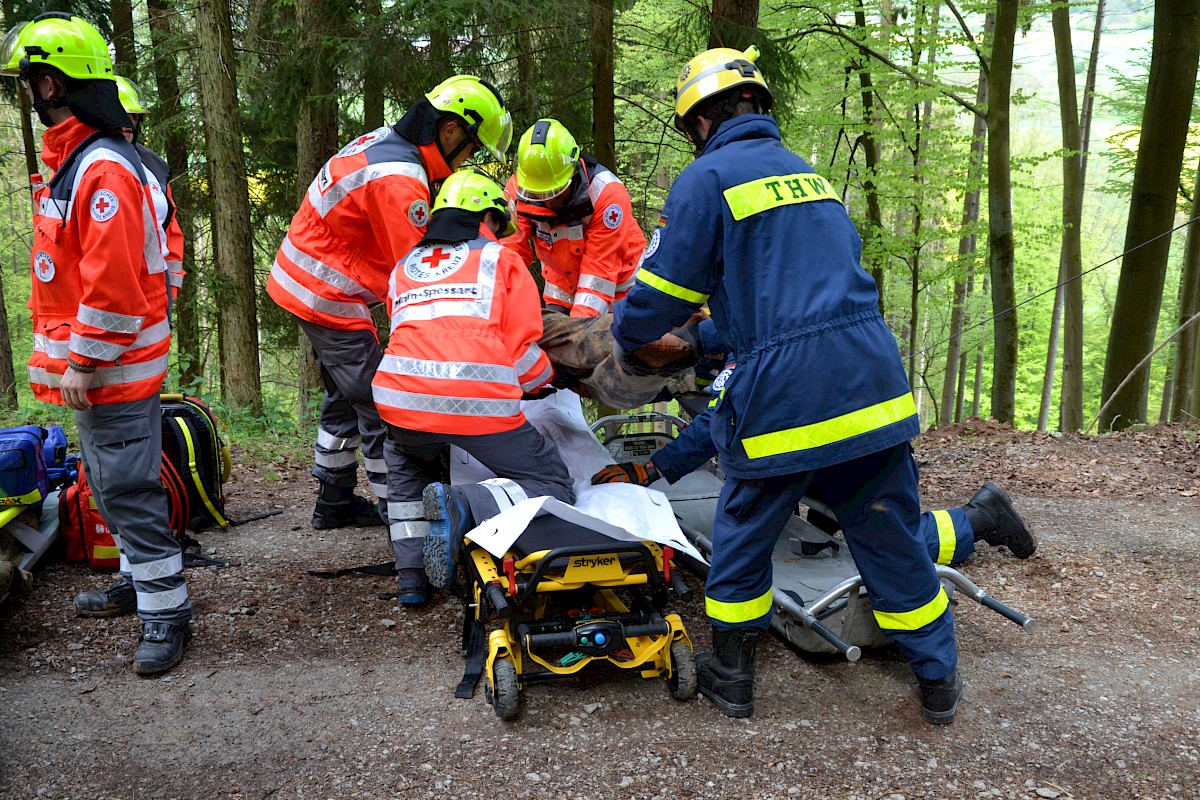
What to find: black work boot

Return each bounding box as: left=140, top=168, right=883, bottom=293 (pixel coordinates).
left=696, top=627, right=759, bottom=718
left=133, top=621, right=192, bottom=676
left=74, top=576, right=136, bottom=618
left=397, top=568, right=431, bottom=607
left=963, top=481, right=1038, bottom=559
left=311, top=490, right=386, bottom=530
left=918, top=668, right=963, bottom=724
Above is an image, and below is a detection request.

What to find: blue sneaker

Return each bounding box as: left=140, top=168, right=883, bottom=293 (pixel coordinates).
left=422, top=483, right=473, bottom=589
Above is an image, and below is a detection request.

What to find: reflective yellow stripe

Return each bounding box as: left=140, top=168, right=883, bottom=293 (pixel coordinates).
left=742, top=393, right=917, bottom=460
left=0, top=488, right=44, bottom=506
left=706, top=587, right=773, bottom=624
left=92, top=545, right=121, bottom=561
left=723, top=172, right=841, bottom=221
left=171, top=417, right=230, bottom=528
left=873, top=586, right=949, bottom=631
left=635, top=269, right=709, bottom=305
left=932, top=509, right=956, bottom=565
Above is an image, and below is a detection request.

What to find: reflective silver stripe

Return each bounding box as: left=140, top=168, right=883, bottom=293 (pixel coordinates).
left=38, top=194, right=68, bottom=219
left=168, top=271, right=185, bottom=288
left=616, top=273, right=637, bottom=293
left=677, top=61, right=743, bottom=108
left=587, top=170, right=620, bottom=205
left=140, top=193, right=168, bottom=276
left=307, top=162, right=428, bottom=218
left=280, top=236, right=375, bottom=302
left=33, top=333, right=67, bottom=359
left=135, top=584, right=189, bottom=612
left=119, top=552, right=131, bottom=574
left=131, top=553, right=184, bottom=582
left=68, top=333, right=125, bottom=362
left=372, top=386, right=520, bottom=418
left=364, top=457, right=387, bottom=474
left=572, top=293, right=610, bottom=315
left=77, top=303, right=143, bottom=334
left=68, top=317, right=170, bottom=363
left=28, top=353, right=169, bottom=388
left=577, top=274, right=617, bottom=295
left=479, top=477, right=529, bottom=511
left=388, top=501, right=424, bottom=519
left=370, top=482, right=388, bottom=500
left=378, top=355, right=517, bottom=386
left=543, top=283, right=572, bottom=304
left=390, top=244, right=498, bottom=328
left=533, top=222, right=585, bottom=243
left=390, top=520, right=430, bottom=541
left=270, top=261, right=371, bottom=320
left=513, top=343, right=546, bottom=376
left=314, top=449, right=358, bottom=469
left=317, top=428, right=360, bottom=451
left=520, top=362, right=553, bottom=392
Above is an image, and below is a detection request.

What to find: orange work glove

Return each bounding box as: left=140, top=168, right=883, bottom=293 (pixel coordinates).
left=590, top=461, right=661, bottom=486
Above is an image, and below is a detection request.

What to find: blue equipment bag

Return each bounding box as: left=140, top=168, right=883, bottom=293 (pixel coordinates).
left=0, top=426, right=50, bottom=507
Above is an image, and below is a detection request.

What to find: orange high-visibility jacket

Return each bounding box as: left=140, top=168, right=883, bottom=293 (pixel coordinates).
left=501, top=158, right=645, bottom=317
left=28, top=117, right=171, bottom=406
left=373, top=225, right=553, bottom=435
left=136, top=142, right=185, bottom=299
left=267, top=125, right=452, bottom=333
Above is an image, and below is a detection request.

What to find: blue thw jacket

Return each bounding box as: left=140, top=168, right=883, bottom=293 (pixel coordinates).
left=613, top=115, right=918, bottom=479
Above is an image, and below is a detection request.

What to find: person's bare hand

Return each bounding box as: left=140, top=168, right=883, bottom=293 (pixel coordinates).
left=60, top=367, right=94, bottom=410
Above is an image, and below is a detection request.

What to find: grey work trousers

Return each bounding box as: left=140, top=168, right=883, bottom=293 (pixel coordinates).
left=76, top=394, right=191, bottom=623
left=298, top=319, right=412, bottom=563
left=384, top=421, right=576, bottom=570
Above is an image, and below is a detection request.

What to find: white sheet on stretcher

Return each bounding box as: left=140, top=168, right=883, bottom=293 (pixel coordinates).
left=449, top=392, right=707, bottom=564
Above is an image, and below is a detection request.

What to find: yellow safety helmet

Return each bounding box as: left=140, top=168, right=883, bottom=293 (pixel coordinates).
left=426, top=75, right=513, bottom=162
left=515, top=119, right=580, bottom=203
left=114, top=75, right=149, bottom=115
left=673, top=45, right=772, bottom=135
left=433, top=170, right=516, bottom=236
left=0, top=13, right=113, bottom=80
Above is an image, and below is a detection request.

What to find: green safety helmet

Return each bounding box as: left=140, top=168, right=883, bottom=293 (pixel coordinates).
left=433, top=170, right=516, bottom=236
left=426, top=75, right=513, bottom=162
left=0, top=13, right=113, bottom=80
left=515, top=119, right=580, bottom=203
left=114, top=75, right=148, bottom=115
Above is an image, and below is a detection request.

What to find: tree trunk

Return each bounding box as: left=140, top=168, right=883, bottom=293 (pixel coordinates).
left=590, top=0, right=616, bottom=168
left=296, top=0, right=340, bottom=423
left=1170, top=160, right=1200, bottom=420
left=972, top=342, right=984, bottom=419
left=939, top=20, right=990, bottom=427
left=1053, top=2, right=1086, bottom=432
left=987, top=0, right=1019, bottom=424
left=146, top=0, right=201, bottom=390
left=110, top=0, right=138, bottom=79
left=709, top=0, right=759, bottom=50
left=852, top=5, right=888, bottom=314
left=195, top=0, right=263, bottom=412
left=362, top=0, right=384, bottom=130
left=1100, top=0, right=1200, bottom=431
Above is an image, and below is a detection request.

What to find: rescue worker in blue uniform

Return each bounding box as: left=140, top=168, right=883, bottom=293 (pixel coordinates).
left=611, top=46, right=988, bottom=723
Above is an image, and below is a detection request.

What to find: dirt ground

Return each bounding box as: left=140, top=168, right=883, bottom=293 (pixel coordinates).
left=2, top=420, right=1199, bottom=800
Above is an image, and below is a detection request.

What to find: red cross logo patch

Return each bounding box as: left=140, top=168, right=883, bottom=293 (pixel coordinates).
left=602, top=203, right=623, bottom=230
left=336, top=128, right=385, bottom=157
left=408, top=199, right=429, bottom=227
left=404, top=242, right=469, bottom=282
left=90, top=189, right=118, bottom=222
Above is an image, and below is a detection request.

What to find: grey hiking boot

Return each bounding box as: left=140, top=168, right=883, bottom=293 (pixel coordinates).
left=964, top=481, right=1038, bottom=559
left=74, top=576, right=136, bottom=618
left=133, top=621, right=192, bottom=676
left=918, top=668, right=963, bottom=724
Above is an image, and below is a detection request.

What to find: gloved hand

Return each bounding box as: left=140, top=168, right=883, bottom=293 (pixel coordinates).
left=590, top=460, right=661, bottom=486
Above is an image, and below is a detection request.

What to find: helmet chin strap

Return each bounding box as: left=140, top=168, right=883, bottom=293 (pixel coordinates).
left=440, top=122, right=480, bottom=166
left=27, top=77, right=67, bottom=127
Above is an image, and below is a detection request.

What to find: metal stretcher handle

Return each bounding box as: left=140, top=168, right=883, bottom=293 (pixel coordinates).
left=773, top=590, right=862, bottom=662
left=524, top=620, right=670, bottom=650
left=934, top=566, right=1036, bottom=632
left=669, top=570, right=693, bottom=602
left=485, top=584, right=512, bottom=619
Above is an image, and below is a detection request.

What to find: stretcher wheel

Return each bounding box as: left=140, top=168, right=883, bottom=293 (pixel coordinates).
left=488, top=659, right=520, bottom=720
left=667, top=641, right=697, bottom=700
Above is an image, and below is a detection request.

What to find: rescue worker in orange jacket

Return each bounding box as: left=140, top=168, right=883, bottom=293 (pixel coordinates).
left=115, top=75, right=185, bottom=308
left=266, top=76, right=512, bottom=605
left=371, top=171, right=575, bottom=595
left=2, top=14, right=190, bottom=674
left=502, top=119, right=644, bottom=317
